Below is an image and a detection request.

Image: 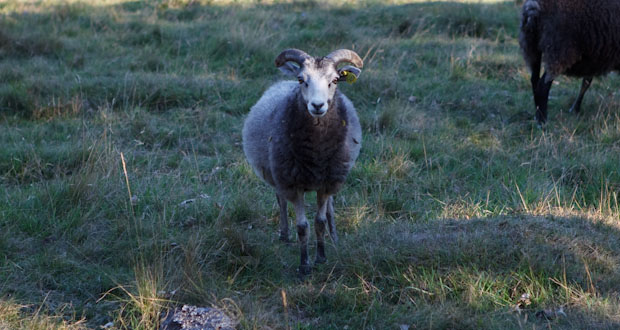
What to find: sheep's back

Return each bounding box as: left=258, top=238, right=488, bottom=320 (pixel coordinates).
left=537, top=0, right=620, bottom=76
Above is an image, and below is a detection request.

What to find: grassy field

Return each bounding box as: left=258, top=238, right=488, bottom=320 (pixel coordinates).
left=1, top=0, right=620, bottom=328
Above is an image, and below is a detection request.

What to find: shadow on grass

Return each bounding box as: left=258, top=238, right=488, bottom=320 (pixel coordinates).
left=328, top=213, right=620, bottom=328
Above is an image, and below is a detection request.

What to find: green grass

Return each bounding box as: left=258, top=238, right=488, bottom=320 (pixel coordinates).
left=1, top=0, right=620, bottom=328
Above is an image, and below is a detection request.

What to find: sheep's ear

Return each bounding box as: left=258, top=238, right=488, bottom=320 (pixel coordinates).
left=338, top=65, right=362, bottom=83
left=278, top=62, right=301, bottom=76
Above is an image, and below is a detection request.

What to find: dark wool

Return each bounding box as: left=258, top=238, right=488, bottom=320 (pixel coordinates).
left=519, top=0, right=620, bottom=123
left=269, top=89, right=351, bottom=195
left=520, top=0, right=620, bottom=77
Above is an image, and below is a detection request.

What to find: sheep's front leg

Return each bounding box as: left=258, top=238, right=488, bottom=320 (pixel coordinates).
left=535, top=71, right=554, bottom=125
left=276, top=193, right=289, bottom=242
left=292, top=191, right=311, bottom=275
left=315, top=192, right=331, bottom=264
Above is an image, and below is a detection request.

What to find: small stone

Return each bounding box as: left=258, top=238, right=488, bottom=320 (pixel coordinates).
left=408, top=96, right=417, bottom=103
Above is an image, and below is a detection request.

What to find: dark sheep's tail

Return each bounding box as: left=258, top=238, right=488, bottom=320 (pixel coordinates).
left=519, top=0, right=542, bottom=73
left=521, top=0, right=541, bottom=32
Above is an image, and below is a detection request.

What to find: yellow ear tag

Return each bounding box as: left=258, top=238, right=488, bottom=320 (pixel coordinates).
left=345, top=71, right=357, bottom=84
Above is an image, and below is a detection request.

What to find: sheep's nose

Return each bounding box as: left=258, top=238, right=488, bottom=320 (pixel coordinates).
left=311, top=102, right=324, bottom=110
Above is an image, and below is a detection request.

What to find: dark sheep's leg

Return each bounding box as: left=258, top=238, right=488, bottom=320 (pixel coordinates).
left=535, top=72, right=554, bottom=125
left=529, top=54, right=541, bottom=98
left=326, top=196, right=338, bottom=243
left=292, top=191, right=310, bottom=275
left=276, top=193, right=289, bottom=242
left=569, top=77, right=593, bottom=114
left=315, top=192, right=330, bottom=264
left=529, top=51, right=542, bottom=115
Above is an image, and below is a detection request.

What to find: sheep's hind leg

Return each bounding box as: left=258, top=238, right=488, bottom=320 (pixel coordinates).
left=315, top=192, right=331, bottom=264
left=326, top=196, right=338, bottom=243
left=276, top=193, right=290, bottom=242
left=569, top=77, right=592, bottom=114
left=291, top=191, right=311, bottom=275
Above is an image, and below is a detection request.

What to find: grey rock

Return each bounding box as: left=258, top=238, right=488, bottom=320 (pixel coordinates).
left=160, top=305, right=235, bottom=330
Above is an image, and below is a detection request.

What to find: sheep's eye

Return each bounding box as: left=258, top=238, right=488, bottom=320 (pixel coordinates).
left=298, top=78, right=304, bottom=84
left=332, top=78, right=338, bottom=85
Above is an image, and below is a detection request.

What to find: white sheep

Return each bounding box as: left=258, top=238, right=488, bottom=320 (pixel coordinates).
left=242, top=49, right=363, bottom=275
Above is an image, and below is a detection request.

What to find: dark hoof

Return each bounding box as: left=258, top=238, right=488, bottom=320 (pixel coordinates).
left=315, top=256, right=327, bottom=264
left=534, top=114, right=546, bottom=127
left=298, top=264, right=311, bottom=276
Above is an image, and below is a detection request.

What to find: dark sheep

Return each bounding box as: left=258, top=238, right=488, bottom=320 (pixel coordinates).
left=519, top=0, right=620, bottom=124
left=242, top=49, right=363, bottom=275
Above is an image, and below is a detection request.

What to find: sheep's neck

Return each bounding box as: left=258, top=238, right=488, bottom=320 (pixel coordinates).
left=288, top=92, right=347, bottom=141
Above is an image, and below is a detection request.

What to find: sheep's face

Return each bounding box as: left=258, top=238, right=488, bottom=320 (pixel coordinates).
left=279, top=58, right=340, bottom=118
left=296, top=59, right=340, bottom=117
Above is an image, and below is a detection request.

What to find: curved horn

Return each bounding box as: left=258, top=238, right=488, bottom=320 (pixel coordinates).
left=325, top=49, right=363, bottom=68
left=275, top=49, right=312, bottom=67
